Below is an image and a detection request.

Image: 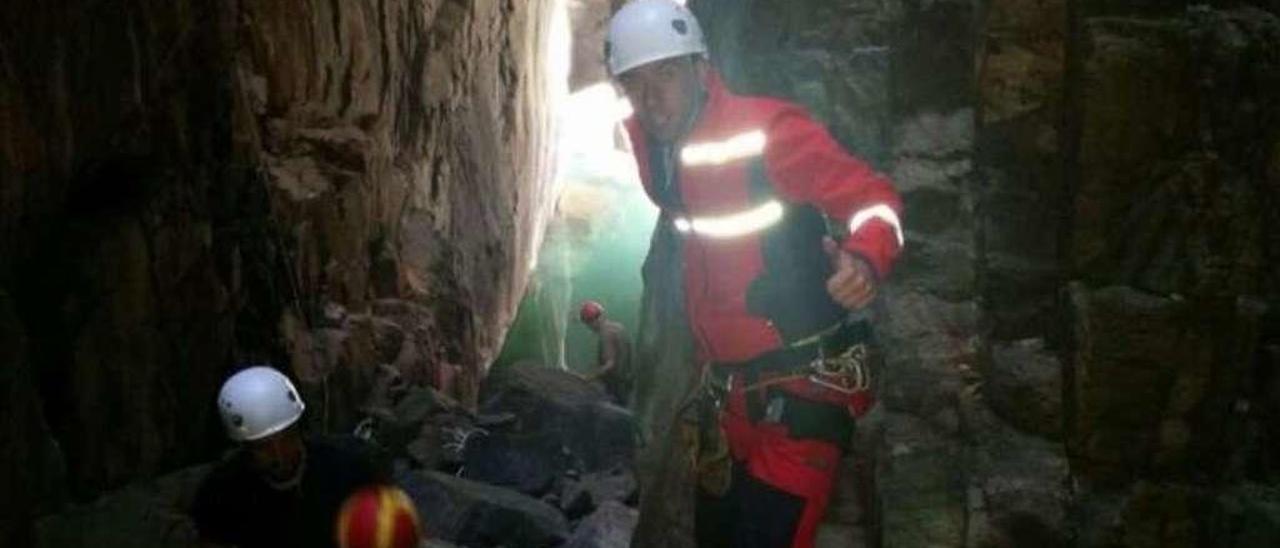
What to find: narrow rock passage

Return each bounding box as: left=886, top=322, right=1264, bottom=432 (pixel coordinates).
left=3, top=1, right=1279, bottom=547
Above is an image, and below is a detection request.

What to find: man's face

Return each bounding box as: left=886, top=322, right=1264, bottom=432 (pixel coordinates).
left=247, top=427, right=304, bottom=483
left=616, top=56, right=706, bottom=144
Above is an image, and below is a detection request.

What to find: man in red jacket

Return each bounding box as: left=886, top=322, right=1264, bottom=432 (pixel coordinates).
left=606, top=2, right=904, bottom=547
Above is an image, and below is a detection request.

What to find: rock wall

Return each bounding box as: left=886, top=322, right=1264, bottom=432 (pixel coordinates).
left=0, top=0, right=565, bottom=543
left=1063, top=4, right=1280, bottom=545
left=628, top=0, right=1280, bottom=546
left=568, top=0, right=619, bottom=90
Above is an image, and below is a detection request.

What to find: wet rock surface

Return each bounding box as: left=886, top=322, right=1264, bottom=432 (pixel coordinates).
left=480, top=365, right=637, bottom=475
left=564, top=501, right=639, bottom=548
left=986, top=338, right=1064, bottom=440
left=398, top=469, right=571, bottom=547
left=963, top=397, right=1071, bottom=548
left=460, top=431, right=568, bottom=497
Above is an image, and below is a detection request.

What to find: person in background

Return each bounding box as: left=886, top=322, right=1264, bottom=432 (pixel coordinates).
left=580, top=300, right=635, bottom=407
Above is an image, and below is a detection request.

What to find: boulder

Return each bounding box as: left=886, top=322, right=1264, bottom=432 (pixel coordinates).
left=480, top=365, right=637, bottom=474
left=462, top=431, right=570, bottom=497
left=397, top=469, right=569, bottom=547
left=557, top=481, right=596, bottom=521
left=565, top=501, right=638, bottom=548
left=33, top=464, right=209, bottom=548
left=559, top=467, right=640, bottom=518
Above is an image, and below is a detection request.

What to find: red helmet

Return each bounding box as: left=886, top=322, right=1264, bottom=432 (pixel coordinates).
left=336, top=485, right=423, bottom=548
left=579, top=300, right=605, bottom=324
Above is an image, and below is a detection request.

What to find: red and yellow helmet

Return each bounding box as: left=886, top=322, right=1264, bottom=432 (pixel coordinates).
left=335, top=485, right=423, bottom=548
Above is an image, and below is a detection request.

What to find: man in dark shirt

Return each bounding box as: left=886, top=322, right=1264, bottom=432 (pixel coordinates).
left=191, top=366, right=386, bottom=548
left=580, top=300, right=634, bottom=407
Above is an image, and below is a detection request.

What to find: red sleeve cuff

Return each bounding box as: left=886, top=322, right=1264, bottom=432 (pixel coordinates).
left=842, top=219, right=901, bottom=279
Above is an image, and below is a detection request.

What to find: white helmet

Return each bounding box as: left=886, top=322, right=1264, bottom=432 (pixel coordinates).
left=606, top=0, right=707, bottom=76
left=217, top=366, right=306, bottom=442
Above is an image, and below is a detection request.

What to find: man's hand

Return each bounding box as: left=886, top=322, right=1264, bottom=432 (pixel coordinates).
left=823, top=236, right=877, bottom=310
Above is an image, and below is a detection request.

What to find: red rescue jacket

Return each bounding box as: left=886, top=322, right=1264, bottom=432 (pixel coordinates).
left=626, top=71, right=903, bottom=365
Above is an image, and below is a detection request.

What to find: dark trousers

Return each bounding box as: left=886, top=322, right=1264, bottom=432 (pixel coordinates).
left=695, top=462, right=807, bottom=548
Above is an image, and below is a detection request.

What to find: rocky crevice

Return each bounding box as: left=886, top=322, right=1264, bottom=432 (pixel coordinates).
left=0, top=0, right=565, bottom=543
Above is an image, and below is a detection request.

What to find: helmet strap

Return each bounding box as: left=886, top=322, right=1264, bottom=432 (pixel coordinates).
left=672, top=59, right=708, bottom=143
left=264, top=443, right=308, bottom=491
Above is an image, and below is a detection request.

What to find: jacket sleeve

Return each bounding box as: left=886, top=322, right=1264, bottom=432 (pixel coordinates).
left=762, top=105, right=904, bottom=279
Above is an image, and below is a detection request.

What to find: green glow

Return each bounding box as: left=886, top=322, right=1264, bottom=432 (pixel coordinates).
left=496, top=84, right=655, bottom=375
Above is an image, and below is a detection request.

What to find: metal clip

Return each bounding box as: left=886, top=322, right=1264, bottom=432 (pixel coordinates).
left=352, top=417, right=377, bottom=441
left=807, top=343, right=871, bottom=394
left=703, top=370, right=732, bottom=411
left=764, top=396, right=786, bottom=423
